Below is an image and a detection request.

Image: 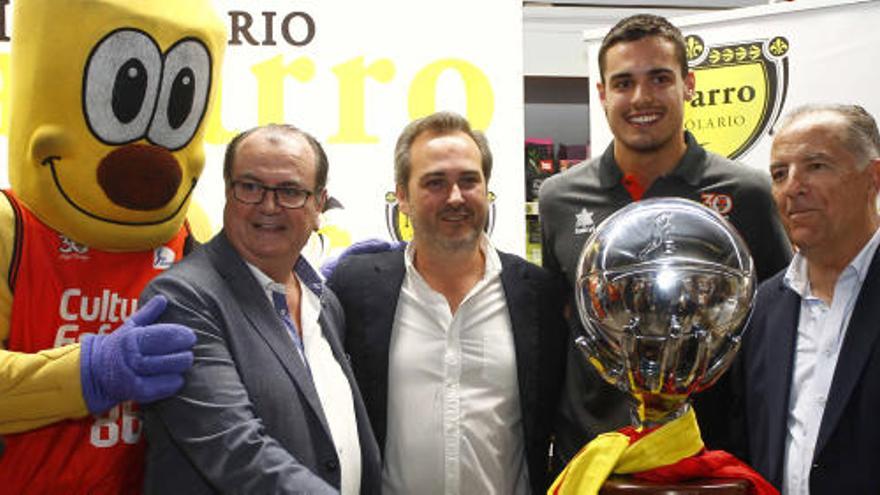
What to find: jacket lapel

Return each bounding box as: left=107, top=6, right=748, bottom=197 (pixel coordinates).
left=364, top=251, right=405, bottom=357
left=363, top=251, right=406, bottom=453
left=814, top=246, right=880, bottom=457
left=499, top=253, right=540, bottom=427
left=758, top=276, right=801, bottom=482
left=206, top=233, right=330, bottom=435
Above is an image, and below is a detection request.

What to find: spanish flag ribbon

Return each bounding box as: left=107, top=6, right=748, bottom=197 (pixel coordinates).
left=548, top=407, right=703, bottom=495
left=548, top=407, right=778, bottom=495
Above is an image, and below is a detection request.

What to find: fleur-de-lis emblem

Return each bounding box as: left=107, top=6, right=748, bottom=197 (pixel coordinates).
left=769, top=37, right=789, bottom=57
left=685, top=35, right=705, bottom=61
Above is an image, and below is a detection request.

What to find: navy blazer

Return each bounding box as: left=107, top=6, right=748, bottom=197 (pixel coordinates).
left=740, top=246, right=880, bottom=493
left=327, top=249, right=568, bottom=493
left=141, top=232, right=381, bottom=494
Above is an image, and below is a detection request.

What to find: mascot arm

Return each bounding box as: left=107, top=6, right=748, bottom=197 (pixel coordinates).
left=0, top=347, right=87, bottom=433
left=0, top=198, right=89, bottom=433
left=0, top=199, right=197, bottom=433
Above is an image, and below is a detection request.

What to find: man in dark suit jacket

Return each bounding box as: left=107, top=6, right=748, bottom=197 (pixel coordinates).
left=327, top=111, right=568, bottom=494
left=739, top=104, right=880, bottom=493
left=141, top=124, right=381, bottom=494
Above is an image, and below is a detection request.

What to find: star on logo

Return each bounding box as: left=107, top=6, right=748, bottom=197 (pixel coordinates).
left=574, top=208, right=595, bottom=235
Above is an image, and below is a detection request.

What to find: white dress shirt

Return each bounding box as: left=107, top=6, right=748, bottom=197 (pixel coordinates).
left=381, top=237, right=530, bottom=495
left=248, top=262, right=362, bottom=495
left=781, top=228, right=880, bottom=495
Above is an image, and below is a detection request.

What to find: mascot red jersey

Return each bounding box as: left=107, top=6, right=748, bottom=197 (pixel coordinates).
left=0, top=1, right=226, bottom=493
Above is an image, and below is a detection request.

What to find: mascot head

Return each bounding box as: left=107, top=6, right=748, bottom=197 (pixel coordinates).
left=9, top=0, right=226, bottom=250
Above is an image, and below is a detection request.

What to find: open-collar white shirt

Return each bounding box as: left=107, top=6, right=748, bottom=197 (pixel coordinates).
left=781, top=227, right=880, bottom=495
left=381, top=236, right=530, bottom=495
left=248, top=259, right=362, bottom=495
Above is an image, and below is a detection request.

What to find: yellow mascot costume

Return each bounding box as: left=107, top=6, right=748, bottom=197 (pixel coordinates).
left=0, top=1, right=225, bottom=493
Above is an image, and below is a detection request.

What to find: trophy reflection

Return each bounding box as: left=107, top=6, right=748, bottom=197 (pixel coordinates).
left=575, top=197, right=754, bottom=426
left=550, top=198, right=777, bottom=495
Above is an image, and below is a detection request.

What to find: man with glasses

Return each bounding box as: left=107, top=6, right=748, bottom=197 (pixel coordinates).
left=139, top=124, right=381, bottom=494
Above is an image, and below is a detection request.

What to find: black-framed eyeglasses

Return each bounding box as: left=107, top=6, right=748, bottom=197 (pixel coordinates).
left=230, top=181, right=315, bottom=209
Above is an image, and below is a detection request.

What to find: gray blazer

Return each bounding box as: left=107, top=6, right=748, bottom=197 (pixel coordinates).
left=141, top=232, right=381, bottom=494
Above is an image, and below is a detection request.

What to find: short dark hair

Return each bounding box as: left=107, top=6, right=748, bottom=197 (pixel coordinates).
left=776, top=104, right=880, bottom=168
left=598, top=14, right=689, bottom=84
left=394, top=111, right=493, bottom=188
left=223, top=124, right=329, bottom=192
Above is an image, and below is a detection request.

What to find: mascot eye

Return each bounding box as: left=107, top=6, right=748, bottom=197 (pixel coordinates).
left=113, top=59, right=149, bottom=124
left=84, top=29, right=162, bottom=144
left=147, top=39, right=212, bottom=151
left=168, top=68, right=196, bottom=129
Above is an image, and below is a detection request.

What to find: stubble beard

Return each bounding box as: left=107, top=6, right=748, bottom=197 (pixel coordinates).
left=434, top=228, right=481, bottom=253
left=411, top=213, right=484, bottom=254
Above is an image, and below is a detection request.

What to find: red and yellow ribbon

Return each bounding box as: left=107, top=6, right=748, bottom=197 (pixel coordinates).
left=548, top=407, right=704, bottom=495
left=548, top=407, right=778, bottom=495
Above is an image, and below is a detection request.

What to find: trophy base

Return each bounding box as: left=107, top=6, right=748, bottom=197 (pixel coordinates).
left=601, top=476, right=749, bottom=494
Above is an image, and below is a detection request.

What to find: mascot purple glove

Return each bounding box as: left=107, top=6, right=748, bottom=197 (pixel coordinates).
left=320, top=239, right=406, bottom=279
left=79, top=295, right=196, bottom=414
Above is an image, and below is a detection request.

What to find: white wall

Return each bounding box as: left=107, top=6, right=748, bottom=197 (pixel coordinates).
left=523, top=1, right=768, bottom=76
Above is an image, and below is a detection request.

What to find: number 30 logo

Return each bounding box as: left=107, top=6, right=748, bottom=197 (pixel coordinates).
left=700, top=192, right=733, bottom=216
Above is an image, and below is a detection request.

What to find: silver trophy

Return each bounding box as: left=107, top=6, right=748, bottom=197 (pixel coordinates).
left=575, top=198, right=755, bottom=426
